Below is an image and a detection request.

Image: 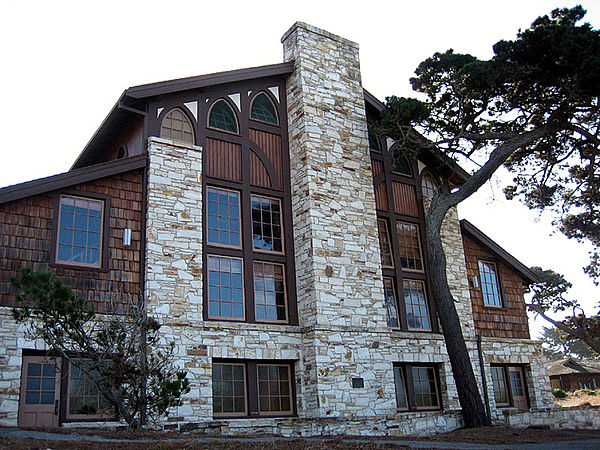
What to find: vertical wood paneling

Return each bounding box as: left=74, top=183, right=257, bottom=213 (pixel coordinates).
left=250, top=151, right=272, bottom=188
left=206, top=138, right=242, bottom=182
left=371, top=159, right=384, bottom=178
left=392, top=182, right=419, bottom=216
left=375, top=182, right=388, bottom=210
left=250, top=129, right=282, bottom=187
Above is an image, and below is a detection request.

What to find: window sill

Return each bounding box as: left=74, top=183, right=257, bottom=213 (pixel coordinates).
left=50, top=262, right=109, bottom=273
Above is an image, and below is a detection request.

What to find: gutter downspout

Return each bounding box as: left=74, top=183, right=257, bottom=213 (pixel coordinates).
left=476, top=333, right=491, bottom=421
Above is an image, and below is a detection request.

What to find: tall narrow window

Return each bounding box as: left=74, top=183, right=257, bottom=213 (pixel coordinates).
left=478, top=260, right=503, bottom=307
left=212, top=363, right=247, bottom=416
left=68, top=361, right=112, bottom=419
left=208, top=100, right=239, bottom=134
left=250, top=93, right=278, bottom=125
left=207, top=187, right=241, bottom=247
left=56, top=196, right=104, bottom=267
left=421, top=172, right=440, bottom=198
left=396, top=222, right=424, bottom=272
left=393, top=365, right=408, bottom=410
left=254, top=262, right=287, bottom=322
left=412, top=366, right=440, bottom=409
left=251, top=195, right=283, bottom=253
left=160, top=108, right=195, bottom=144
left=383, top=277, right=400, bottom=328
left=392, top=149, right=413, bottom=176
left=368, top=127, right=381, bottom=152
left=403, top=280, right=431, bottom=331
left=207, top=256, right=244, bottom=319
left=377, top=219, right=394, bottom=268
left=491, top=366, right=510, bottom=406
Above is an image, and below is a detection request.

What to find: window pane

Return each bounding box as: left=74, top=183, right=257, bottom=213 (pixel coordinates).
left=68, top=360, right=111, bottom=417
left=207, top=187, right=241, bottom=248
left=411, top=367, right=439, bottom=408
left=403, top=280, right=431, bottom=331
left=393, top=367, right=408, bottom=409
left=252, top=195, right=283, bottom=253
left=209, top=100, right=239, bottom=133
left=392, top=150, right=412, bottom=176
left=491, top=367, right=509, bottom=406
left=212, top=363, right=246, bottom=415
left=160, top=108, right=194, bottom=145
left=257, top=364, right=292, bottom=414
left=368, top=127, right=381, bottom=152
left=421, top=172, right=440, bottom=198
left=56, top=196, right=103, bottom=267
left=383, top=278, right=400, bottom=328
left=254, top=262, right=287, bottom=322
left=396, top=222, right=423, bottom=272
left=207, top=256, right=244, bottom=319
left=250, top=93, right=278, bottom=124
left=377, top=219, right=394, bottom=268
left=479, top=261, right=502, bottom=306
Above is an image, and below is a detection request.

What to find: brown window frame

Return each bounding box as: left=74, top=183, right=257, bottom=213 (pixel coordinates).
left=159, top=107, right=196, bottom=145
left=377, top=218, right=394, bottom=268
left=212, top=362, right=248, bottom=417
left=369, top=121, right=438, bottom=333
left=402, top=279, right=432, bottom=332
left=212, top=359, right=296, bottom=419
left=477, top=259, right=505, bottom=308
left=51, top=191, right=110, bottom=271
left=207, top=98, right=240, bottom=136
left=206, top=255, right=246, bottom=321
left=249, top=91, right=280, bottom=126
left=206, top=186, right=242, bottom=249
left=393, top=363, right=442, bottom=412
left=396, top=221, right=425, bottom=273
left=251, top=194, right=284, bottom=254
left=253, top=261, right=288, bottom=324
left=490, top=364, right=530, bottom=410
left=200, top=80, right=298, bottom=326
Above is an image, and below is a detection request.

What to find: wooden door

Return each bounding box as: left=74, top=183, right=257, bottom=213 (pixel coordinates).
left=18, top=355, right=61, bottom=427
left=508, top=366, right=528, bottom=411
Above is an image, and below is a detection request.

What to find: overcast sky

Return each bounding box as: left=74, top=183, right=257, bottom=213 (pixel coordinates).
left=1, top=0, right=598, bottom=338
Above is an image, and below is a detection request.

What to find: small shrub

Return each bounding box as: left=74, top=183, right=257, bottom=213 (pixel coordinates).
left=574, top=388, right=598, bottom=396
left=552, top=388, right=567, bottom=398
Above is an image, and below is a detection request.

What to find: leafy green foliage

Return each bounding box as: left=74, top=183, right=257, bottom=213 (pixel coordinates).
left=553, top=388, right=567, bottom=398
left=540, top=326, right=597, bottom=361
left=10, top=268, right=190, bottom=429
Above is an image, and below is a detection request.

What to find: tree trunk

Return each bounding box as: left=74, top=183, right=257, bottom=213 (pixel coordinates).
left=425, top=198, right=490, bottom=427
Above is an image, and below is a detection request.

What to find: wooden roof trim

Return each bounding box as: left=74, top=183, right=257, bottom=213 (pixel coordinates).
left=0, top=154, right=147, bottom=205
left=460, top=219, right=541, bottom=284
left=363, top=89, right=470, bottom=184
left=126, top=62, right=295, bottom=99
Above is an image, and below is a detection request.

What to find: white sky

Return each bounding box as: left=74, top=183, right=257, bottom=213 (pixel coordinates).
left=1, top=0, right=598, bottom=339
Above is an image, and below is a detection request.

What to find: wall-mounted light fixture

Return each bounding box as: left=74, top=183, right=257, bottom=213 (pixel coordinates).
left=123, top=228, right=132, bottom=247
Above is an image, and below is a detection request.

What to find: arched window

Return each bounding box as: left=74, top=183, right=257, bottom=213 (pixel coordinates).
left=160, top=108, right=195, bottom=145
left=421, top=172, right=441, bottom=198
left=392, top=149, right=413, bottom=176
left=208, top=99, right=239, bottom=134
left=368, top=127, right=381, bottom=152
left=250, top=93, right=278, bottom=125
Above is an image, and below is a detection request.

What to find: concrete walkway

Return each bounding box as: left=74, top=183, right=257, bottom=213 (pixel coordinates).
left=2, top=427, right=600, bottom=449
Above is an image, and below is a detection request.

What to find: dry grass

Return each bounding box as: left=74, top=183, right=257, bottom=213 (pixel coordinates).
left=555, top=390, right=600, bottom=408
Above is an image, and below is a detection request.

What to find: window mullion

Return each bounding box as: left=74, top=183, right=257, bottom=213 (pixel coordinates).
left=246, top=362, right=259, bottom=416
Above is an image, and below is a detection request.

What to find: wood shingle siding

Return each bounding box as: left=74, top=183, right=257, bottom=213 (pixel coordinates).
left=462, top=232, right=530, bottom=339
left=0, top=170, right=143, bottom=311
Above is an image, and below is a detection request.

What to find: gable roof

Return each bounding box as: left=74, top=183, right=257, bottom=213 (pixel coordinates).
left=363, top=89, right=470, bottom=186
left=0, top=154, right=146, bottom=205
left=460, top=219, right=541, bottom=284
left=548, top=358, right=600, bottom=376
left=71, top=62, right=295, bottom=170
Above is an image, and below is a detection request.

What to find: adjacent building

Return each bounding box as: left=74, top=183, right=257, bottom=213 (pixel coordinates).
left=0, top=22, right=554, bottom=435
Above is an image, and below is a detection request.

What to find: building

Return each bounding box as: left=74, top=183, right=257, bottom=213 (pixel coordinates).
left=0, top=22, right=556, bottom=435
left=549, top=358, right=600, bottom=391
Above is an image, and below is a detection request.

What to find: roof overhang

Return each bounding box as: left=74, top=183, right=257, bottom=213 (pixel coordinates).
left=0, top=154, right=147, bottom=205
left=460, top=219, right=541, bottom=284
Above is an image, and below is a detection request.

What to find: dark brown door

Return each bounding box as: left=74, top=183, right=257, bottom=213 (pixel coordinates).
left=18, top=355, right=61, bottom=427
left=508, top=366, right=528, bottom=411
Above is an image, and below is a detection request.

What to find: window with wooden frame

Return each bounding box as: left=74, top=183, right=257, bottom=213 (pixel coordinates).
left=66, top=360, right=113, bottom=420
left=421, top=171, right=440, bottom=198
left=160, top=108, right=195, bottom=145
left=369, top=118, right=436, bottom=333
left=55, top=195, right=105, bottom=268
left=393, top=364, right=441, bottom=411
left=490, top=365, right=529, bottom=410
left=250, top=92, right=279, bottom=125
left=208, top=99, right=239, bottom=134
left=212, top=360, right=295, bottom=418
left=201, top=80, right=297, bottom=326
left=478, top=260, right=503, bottom=307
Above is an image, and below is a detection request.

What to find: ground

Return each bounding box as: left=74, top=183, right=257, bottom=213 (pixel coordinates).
left=2, top=426, right=600, bottom=449
left=555, top=390, right=600, bottom=408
